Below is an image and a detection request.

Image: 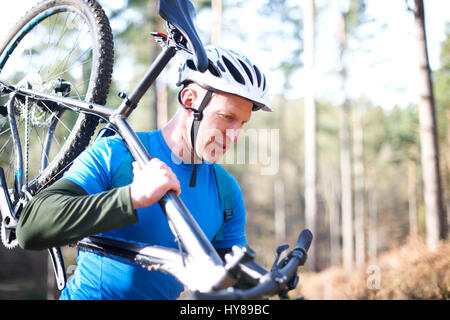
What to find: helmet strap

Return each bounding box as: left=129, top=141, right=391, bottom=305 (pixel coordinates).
left=185, top=89, right=213, bottom=187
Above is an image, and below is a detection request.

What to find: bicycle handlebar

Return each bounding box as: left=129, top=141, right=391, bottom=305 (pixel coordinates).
left=190, top=229, right=313, bottom=300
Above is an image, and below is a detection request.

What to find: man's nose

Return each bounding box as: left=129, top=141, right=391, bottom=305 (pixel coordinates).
left=226, top=127, right=241, bottom=143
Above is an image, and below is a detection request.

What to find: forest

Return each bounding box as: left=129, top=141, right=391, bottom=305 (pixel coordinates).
left=0, top=0, right=448, bottom=300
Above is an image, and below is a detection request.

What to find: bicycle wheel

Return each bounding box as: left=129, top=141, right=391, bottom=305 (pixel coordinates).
left=0, top=0, right=114, bottom=197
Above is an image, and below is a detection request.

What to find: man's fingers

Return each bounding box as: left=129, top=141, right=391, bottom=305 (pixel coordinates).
left=132, top=161, right=142, bottom=171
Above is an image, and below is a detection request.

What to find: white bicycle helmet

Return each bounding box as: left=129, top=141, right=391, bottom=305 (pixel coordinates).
left=177, top=45, right=272, bottom=112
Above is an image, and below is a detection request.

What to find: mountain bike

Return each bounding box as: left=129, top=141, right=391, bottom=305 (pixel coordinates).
left=0, top=0, right=312, bottom=299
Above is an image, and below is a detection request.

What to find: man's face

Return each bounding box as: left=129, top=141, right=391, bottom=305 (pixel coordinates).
left=193, top=90, right=253, bottom=163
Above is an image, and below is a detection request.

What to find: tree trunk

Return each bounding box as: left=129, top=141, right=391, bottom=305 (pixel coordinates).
left=367, top=167, right=378, bottom=264
left=303, top=0, right=317, bottom=272
left=413, top=0, right=447, bottom=249
left=274, top=179, right=286, bottom=245
left=323, top=164, right=341, bottom=267
left=340, top=100, right=353, bottom=270
left=47, top=255, right=56, bottom=300
left=211, top=0, right=222, bottom=45
left=156, top=16, right=169, bottom=129
left=148, top=0, right=159, bottom=130
left=329, top=179, right=341, bottom=267
left=408, top=158, right=418, bottom=239
left=156, top=74, right=169, bottom=128
left=338, top=11, right=353, bottom=270
left=353, top=104, right=365, bottom=267
left=446, top=109, right=450, bottom=238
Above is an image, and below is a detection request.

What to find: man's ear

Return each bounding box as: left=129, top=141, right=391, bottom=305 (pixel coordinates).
left=179, top=86, right=197, bottom=109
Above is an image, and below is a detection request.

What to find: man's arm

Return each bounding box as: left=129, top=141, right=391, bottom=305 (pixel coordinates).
left=17, top=178, right=137, bottom=250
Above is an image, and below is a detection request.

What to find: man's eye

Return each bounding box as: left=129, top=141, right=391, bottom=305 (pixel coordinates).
left=219, top=114, right=233, bottom=120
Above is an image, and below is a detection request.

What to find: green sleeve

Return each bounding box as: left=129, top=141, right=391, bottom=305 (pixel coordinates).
left=17, top=178, right=138, bottom=250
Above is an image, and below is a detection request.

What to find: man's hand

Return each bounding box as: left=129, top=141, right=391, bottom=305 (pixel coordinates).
left=129, top=158, right=181, bottom=210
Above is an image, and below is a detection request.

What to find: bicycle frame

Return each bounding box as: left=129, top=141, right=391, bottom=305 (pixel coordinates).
left=9, top=36, right=237, bottom=293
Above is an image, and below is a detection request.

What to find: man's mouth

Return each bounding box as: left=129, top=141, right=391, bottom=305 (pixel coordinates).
left=215, top=142, right=227, bottom=152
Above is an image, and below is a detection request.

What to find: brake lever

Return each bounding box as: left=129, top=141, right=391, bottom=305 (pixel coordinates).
left=270, top=244, right=302, bottom=299
left=271, top=244, right=289, bottom=272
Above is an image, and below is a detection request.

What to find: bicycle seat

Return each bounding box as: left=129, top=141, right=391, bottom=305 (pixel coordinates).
left=158, top=0, right=208, bottom=72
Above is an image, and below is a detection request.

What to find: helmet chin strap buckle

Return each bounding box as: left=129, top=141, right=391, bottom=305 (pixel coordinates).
left=193, top=111, right=203, bottom=121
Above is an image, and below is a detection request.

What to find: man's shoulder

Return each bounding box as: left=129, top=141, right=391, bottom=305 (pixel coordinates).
left=212, top=163, right=234, bottom=180
left=211, top=163, right=241, bottom=195
left=98, top=130, right=155, bottom=144
left=90, top=130, right=159, bottom=154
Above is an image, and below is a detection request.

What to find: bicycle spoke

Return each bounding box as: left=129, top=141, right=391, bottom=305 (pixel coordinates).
left=5, top=147, right=15, bottom=186
left=39, top=102, right=72, bottom=134
left=48, top=49, right=93, bottom=85
left=46, top=13, right=71, bottom=70
left=0, top=131, right=12, bottom=154
left=0, top=127, right=12, bottom=139
left=58, top=25, right=90, bottom=78
left=37, top=13, right=61, bottom=75
left=32, top=125, right=52, bottom=171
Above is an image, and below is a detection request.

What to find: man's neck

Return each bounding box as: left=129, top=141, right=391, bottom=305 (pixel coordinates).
left=161, top=110, right=197, bottom=164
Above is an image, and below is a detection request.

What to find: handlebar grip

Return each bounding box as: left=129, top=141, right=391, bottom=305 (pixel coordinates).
left=295, top=229, right=313, bottom=253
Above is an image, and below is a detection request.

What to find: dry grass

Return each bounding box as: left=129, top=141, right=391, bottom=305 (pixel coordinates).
left=295, top=239, right=450, bottom=300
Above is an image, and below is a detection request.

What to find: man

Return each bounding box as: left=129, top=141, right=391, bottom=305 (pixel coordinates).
left=16, top=46, right=272, bottom=300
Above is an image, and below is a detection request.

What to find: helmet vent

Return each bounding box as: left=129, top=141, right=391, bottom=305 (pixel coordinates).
left=207, top=60, right=221, bottom=78
left=239, top=60, right=254, bottom=85
left=217, top=60, right=226, bottom=72
left=186, top=59, right=197, bottom=71
left=222, top=56, right=245, bottom=85
left=254, top=65, right=262, bottom=87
